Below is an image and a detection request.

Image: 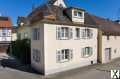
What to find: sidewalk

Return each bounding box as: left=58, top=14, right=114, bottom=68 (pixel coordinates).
left=46, top=59, right=120, bottom=79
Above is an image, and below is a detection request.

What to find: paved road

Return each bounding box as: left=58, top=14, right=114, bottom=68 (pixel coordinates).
left=0, top=53, right=120, bottom=79
left=47, top=59, right=120, bottom=79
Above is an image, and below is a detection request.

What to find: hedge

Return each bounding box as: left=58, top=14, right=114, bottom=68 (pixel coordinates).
left=7, top=39, right=31, bottom=64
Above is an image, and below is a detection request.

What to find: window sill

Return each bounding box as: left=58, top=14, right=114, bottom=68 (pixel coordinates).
left=57, top=37, right=71, bottom=40
left=81, top=55, right=92, bottom=58
left=57, top=59, right=70, bottom=63
left=73, top=16, right=84, bottom=19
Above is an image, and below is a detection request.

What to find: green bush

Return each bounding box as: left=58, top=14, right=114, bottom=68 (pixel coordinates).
left=8, top=39, right=31, bottom=64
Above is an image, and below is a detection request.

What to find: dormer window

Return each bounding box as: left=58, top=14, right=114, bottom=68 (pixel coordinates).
left=71, top=8, right=85, bottom=24
left=74, top=10, right=83, bottom=17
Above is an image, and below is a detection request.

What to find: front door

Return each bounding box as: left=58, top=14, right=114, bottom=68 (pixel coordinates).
left=105, top=48, right=111, bottom=63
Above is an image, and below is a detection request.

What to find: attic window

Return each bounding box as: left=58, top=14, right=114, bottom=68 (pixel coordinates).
left=74, top=10, right=83, bottom=17
left=78, top=12, right=82, bottom=17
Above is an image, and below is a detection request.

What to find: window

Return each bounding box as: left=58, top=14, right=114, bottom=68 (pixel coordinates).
left=56, top=27, right=72, bottom=40
left=56, top=49, right=73, bottom=63
left=24, top=33, right=28, bottom=38
left=61, top=27, right=69, bottom=38
left=81, top=28, right=93, bottom=39
left=74, top=11, right=78, bottom=16
left=74, top=10, right=83, bottom=17
left=107, top=35, right=110, bottom=40
left=76, top=28, right=80, bottom=38
left=2, top=32, right=6, bottom=36
left=7, top=31, right=11, bottom=37
left=81, top=47, right=93, bottom=58
left=32, top=49, right=40, bottom=63
left=78, top=12, right=82, bottom=17
left=114, top=36, right=117, bottom=40
left=32, top=28, right=40, bottom=40
left=114, top=49, right=117, bottom=53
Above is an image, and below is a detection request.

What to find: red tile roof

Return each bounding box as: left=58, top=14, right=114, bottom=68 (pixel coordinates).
left=0, top=16, right=12, bottom=28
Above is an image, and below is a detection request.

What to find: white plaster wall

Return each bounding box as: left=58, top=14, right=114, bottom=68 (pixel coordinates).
left=102, top=36, right=120, bottom=63
left=44, top=23, right=98, bottom=75
left=12, top=33, right=17, bottom=41
left=0, top=29, right=12, bottom=42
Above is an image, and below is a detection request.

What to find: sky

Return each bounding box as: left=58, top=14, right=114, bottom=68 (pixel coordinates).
left=0, top=0, right=120, bottom=26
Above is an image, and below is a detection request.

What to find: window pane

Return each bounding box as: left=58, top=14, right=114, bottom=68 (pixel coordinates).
left=74, top=11, right=77, bottom=16
left=76, top=28, right=80, bottom=38
left=78, top=12, right=82, bottom=17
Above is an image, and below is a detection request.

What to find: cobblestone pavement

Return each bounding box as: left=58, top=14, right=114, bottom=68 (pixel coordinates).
left=0, top=53, right=120, bottom=79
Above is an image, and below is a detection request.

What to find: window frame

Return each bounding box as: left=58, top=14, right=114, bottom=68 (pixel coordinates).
left=76, top=28, right=80, bottom=39
left=81, top=47, right=93, bottom=58
left=56, top=49, right=73, bottom=63
left=73, top=10, right=83, bottom=18
left=32, top=49, right=41, bottom=63
left=81, top=28, right=93, bottom=39
left=56, top=27, right=72, bottom=40
left=32, top=28, right=40, bottom=40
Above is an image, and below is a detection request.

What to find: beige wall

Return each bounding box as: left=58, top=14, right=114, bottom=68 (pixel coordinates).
left=102, top=36, right=120, bottom=63
left=44, top=23, right=98, bottom=75
left=31, top=22, right=98, bottom=75
left=12, top=33, right=17, bottom=41
left=31, top=22, right=45, bottom=74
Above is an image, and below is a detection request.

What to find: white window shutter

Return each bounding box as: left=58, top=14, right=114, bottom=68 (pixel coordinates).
left=69, top=49, right=73, bottom=60
left=81, top=48, right=85, bottom=57
left=69, top=28, right=73, bottom=39
left=56, top=50, right=61, bottom=62
left=90, top=48, right=93, bottom=55
left=56, top=27, right=61, bottom=40
left=90, top=30, right=93, bottom=39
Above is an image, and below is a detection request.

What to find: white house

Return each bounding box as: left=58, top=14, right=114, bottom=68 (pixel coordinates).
left=28, top=0, right=98, bottom=75
left=17, top=16, right=31, bottom=40
left=0, top=16, right=12, bottom=53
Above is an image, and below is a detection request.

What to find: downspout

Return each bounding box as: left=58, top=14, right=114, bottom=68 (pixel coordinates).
left=97, top=29, right=103, bottom=63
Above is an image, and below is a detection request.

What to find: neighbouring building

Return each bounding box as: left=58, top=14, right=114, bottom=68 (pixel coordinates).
left=92, top=17, right=120, bottom=63
left=0, top=16, right=12, bottom=53
left=12, top=26, right=17, bottom=41
left=28, top=0, right=98, bottom=75
left=17, top=16, right=31, bottom=40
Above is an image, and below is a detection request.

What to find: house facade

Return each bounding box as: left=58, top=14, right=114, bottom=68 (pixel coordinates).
left=91, top=16, right=120, bottom=64
left=0, top=16, right=12, bottom=53
left=17, top=16, right=31, bottom=40
left=28, top=0, right=98, bottom=75
left=12, top=27, right=17, bottom=41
